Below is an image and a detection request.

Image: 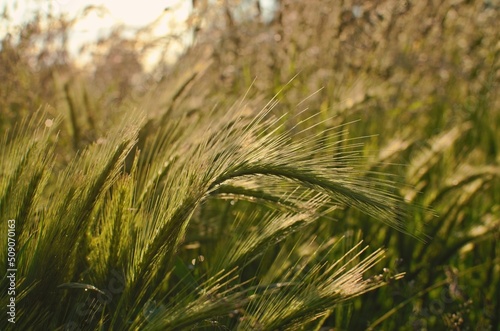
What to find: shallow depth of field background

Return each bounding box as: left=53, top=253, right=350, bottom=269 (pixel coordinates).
left=0, top=0, right=499, bottom=330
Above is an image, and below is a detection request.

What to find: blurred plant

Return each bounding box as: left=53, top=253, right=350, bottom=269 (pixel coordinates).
left=0, top=95, right=413, bottom=329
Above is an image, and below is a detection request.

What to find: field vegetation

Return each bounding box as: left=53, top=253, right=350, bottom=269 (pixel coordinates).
left=1, top=0, right=499, bottom=330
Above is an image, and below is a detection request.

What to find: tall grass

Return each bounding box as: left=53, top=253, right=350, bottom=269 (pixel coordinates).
left=1, top=98, right=409, bottom=330
left=1, top=0, right=499, bottom=329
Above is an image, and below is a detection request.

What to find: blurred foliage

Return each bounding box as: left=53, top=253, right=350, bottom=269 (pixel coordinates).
left=1, top=0, right=499, bottom=330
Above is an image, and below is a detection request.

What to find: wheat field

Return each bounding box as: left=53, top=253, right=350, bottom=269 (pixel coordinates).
left=0, top=1, right=498, bottom=330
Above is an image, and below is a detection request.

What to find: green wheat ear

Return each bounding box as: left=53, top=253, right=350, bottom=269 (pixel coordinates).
left=1, top=99, right=417, bottom=330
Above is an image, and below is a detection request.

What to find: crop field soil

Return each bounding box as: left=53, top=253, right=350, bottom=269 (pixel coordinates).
left=0, top=0, right=499, bottom=330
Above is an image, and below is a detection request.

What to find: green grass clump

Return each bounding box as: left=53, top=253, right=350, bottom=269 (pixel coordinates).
left=1, top=101, right=409, bottom=330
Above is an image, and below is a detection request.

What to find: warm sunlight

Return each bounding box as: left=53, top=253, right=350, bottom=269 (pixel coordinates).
left=1, top=0, right=192, bottom=68
left=2, top=1, right=497, bottom=329
left=1, top=0, right=188, bottom=26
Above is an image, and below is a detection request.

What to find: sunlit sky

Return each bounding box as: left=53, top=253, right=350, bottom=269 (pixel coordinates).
left=0, top=0, right=192, bottom=68
left=1, top=0, right=190, bottom=28
left=1, top=0, right=276, bottom=69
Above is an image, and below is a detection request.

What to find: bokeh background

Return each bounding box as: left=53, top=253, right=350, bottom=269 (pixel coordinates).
left=1, top=0, right=499, bottom=330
